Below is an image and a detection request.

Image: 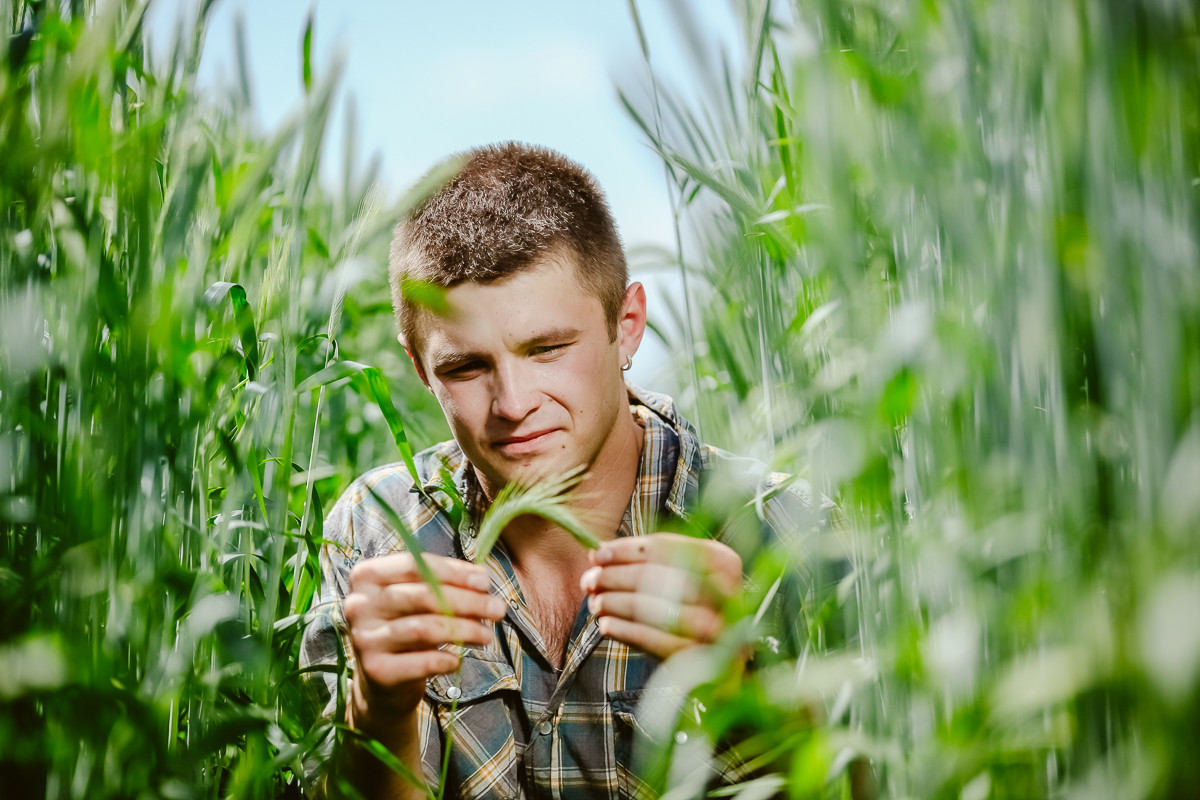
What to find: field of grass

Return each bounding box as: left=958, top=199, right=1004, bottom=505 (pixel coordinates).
left=1, top=1, right=446, bottom=795
left=2, top=0, right=1197, bottom=798
left=624, top=1, right=1200, bottom=797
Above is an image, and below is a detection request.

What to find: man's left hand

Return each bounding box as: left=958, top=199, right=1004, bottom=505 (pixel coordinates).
left=580, top=533, right=742, bottom=659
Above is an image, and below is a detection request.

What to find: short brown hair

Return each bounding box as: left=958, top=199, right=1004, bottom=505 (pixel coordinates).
left=389, top=142, right=627, bottom=349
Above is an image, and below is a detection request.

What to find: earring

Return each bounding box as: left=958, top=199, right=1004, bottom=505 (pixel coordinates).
left=621, top=354, right=633, bottom=371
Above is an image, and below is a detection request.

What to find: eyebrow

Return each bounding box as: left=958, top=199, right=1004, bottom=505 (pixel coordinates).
left=428, top=348, right=480, bottom=373
left=427, top=327, right=584, bottom=372
left=521, top=327, right=584, bottom=348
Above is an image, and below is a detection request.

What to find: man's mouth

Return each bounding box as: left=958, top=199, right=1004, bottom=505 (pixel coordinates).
left=493, top=429, right=558, bottom=455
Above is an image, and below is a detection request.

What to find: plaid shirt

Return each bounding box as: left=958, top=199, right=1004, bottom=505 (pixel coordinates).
left=300, top=386, right=830, bottom=800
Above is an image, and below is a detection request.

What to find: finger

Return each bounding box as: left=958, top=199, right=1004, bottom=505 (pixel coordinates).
left=373, top=583, right=507, bottom=621
left=357, top=648, right=462, bottom=688
left=350, top=552, right=492, bottom=594
left=352, top=614, right=495, bottom=653
left=592, top=532, right=699, bottom=566
left=580, top=562, right=704, bottom=604
left=596, top=615, right=695, bottom=660
left=588, top=591, right=722, bottom=642
left=593, top=535, right=742, bottom=596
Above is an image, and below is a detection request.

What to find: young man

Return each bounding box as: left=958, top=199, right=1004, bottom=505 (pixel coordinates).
left=301, top=143, right=824, bottom=800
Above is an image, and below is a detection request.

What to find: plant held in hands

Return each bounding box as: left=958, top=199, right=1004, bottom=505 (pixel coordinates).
left=473, top=466, right=600, bottom=563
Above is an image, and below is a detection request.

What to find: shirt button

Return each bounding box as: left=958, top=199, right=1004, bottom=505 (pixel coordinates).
left=446, top=686, right=461, bottom=700
left=674, top=731, right=689, bottom=745
left=538, top=720, right=553, bottom=736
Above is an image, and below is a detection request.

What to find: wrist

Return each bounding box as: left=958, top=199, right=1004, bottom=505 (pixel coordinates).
left=339, top=682, right=426, bottom=800
left=348, top=672, right=422, bottom=744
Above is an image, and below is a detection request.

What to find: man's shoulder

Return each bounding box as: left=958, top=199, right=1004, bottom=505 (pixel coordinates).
left=695, top=442, right=833, bottom=528
left=324, top=439, right=467, bottom=561
left=697, top=443, right=831, bottom=513
left=627, top=383, right=833, bottom=523
left=334, top=440, right=461, bottom=514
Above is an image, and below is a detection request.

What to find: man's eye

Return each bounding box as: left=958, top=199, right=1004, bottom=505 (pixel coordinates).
left=532, top=344, right=568, bottom=356
left=443, top=361, right=484, bottom=377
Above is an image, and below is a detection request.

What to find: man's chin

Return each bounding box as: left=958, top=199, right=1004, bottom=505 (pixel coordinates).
left=491, top=454, right=586, bottom=489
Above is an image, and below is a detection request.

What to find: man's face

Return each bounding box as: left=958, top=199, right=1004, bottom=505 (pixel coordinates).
left=410, top=254, right=644, bottom=497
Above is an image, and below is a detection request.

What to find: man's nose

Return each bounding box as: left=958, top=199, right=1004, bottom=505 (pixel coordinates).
left=490, top=360, right=539, bottom=421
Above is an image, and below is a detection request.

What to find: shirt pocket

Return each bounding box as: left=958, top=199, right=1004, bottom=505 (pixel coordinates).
left=609, top=688, right=687, bottom=800
left=425, top=649, right=523, bottom=800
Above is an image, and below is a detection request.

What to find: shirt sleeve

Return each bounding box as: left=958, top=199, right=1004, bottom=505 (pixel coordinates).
left=298, top=469, right=453, bottom=795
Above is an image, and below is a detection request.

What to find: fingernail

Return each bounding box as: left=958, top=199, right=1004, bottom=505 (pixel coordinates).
left=487, top=597, right=507, bottom=617
left=593, top=547, right=612, bottom=565
left=580, top=566, right=600, bottom=592
left=587, top=595, right=598, bottom=614
left=469, top=572, right=490, bottom=591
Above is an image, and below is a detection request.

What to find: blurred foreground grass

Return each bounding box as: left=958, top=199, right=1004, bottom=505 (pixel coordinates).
left=0, top=1, right=446, bottom=795
left=1, top=0, right=1198, bottom=798
left=626, top=0, right=1200, bottom=797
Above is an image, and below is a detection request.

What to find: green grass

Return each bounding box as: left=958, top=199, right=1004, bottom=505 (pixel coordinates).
left=2, top=0, right=1198, bottom=798
left=0, top=1, right=445, bottom=796
left=624, top=0, right=1200, bottom=797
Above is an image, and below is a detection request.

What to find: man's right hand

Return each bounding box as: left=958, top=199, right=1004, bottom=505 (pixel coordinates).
left=343, top=553, right=508, bottom=729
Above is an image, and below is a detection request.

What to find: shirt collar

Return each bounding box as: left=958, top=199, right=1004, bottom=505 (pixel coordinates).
left=625, top=383, right=702, bottom=518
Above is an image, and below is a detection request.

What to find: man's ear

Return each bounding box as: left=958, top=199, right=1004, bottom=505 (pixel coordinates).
left=617, top=281, right=647, bottom=360
left=398, top=332, right=431, bottom=388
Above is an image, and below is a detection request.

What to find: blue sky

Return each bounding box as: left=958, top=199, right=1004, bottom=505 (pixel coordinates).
left=148, top=0, right=741, bottom=387
left=151, top=1, right=739, bottom=247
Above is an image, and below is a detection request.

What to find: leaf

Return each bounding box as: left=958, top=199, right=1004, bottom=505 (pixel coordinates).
left=434, top=465, right=467, bottom=531
left=338, top=725, right=435, bottom=800
left=358, top=368, right=421, bottom=487
left=626, top=0, right=651, bottom=61
left=753, top=204, right=829, bottom=226
left=115, top=0, right=153, bottom=58
left=295, top=360, right=367, bottom=393
left=210, top=151, right=225, bottom=208
left=307, top=226, right=329, bottom=258
left=301, top=10, right=314, bottom=94
left=708, top=775, right=786, bottom=800
left=473, top=467, right=599, bottom=564
left=204, top=281, right=260, bottom=380
left=272, top=613, right=304, bottom=632
left=219, top=111, right=302, bottom=231
left=233, top=9, right=253, bottom=108
left=400, top=276, right=449, bottom=315
left=295, top=360, right=421, bottom=487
